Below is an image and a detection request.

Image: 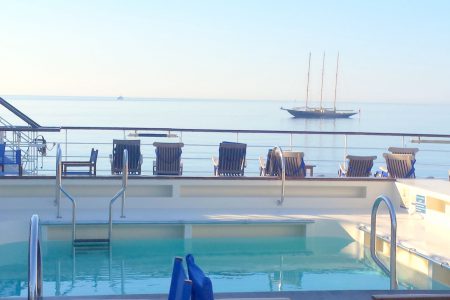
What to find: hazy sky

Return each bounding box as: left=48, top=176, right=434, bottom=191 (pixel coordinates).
left=1, top=0, right=450, bottom=103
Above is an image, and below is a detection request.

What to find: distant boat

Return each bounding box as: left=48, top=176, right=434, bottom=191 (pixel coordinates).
left=281, top=107, right=357, bottom=118
left=117, top=95, right=124, bottom=101
left=281, top=52, right=357, bottom=119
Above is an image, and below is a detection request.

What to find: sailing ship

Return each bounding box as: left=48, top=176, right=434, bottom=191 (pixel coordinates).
left=281, top=52, right=357, bottom=118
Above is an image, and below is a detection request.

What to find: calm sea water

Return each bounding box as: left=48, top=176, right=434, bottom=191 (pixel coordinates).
left=2, top=97, right=450, bottom=177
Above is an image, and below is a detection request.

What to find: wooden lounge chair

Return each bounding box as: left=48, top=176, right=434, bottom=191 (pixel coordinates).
left=377, top=147, right=419, bottom=177
left=259, top=149, right=281, bottom=176
left=283, top=151, right=306, bottom=177
left=153, top=142, right=184, bottom=175
left=110, top=139, right=143, bottom=175
left=339, top=155, right=377, bottom=177
left=212, top=142, right=246, bottom=176
left=62, top=148, right=98, bottom=176
left=383, top=153, right=416, bottom=178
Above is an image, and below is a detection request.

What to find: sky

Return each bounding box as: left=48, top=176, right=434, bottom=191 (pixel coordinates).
left=1, top=0, right=450, bottom=103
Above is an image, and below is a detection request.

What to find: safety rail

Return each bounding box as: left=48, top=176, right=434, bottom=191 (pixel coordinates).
left=108, top=149, right=128, bottom=241
left=28, top=214, right=42, bottom=300
left=56, top=144, right=77, bottom=242
left=272, top=146, right=286, bottom=205
left=4, top=125, right=450, bottom=177
left=370, top=195, right=398, bottom=290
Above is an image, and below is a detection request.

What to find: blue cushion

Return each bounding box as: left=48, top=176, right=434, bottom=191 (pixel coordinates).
left=186, top=254, right=214, bottom=300
left=169, top=257, right=192, bottom=300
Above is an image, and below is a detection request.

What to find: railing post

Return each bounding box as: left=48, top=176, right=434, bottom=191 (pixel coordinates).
left=56, top=144, right=62, bottom=218
left=290, top=134, right=293, bottom=150
left=370, top=195, right=398, bottom=290
left=344, top=134, right=348, bottom=167
left=121, top=149, right=128, bottom=218
left=236, top=132, right=239, bottom=143
left=64, top=129, right=68, bottom=160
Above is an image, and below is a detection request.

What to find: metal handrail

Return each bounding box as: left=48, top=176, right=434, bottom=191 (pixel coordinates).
left=370, top=195, right=398, bottom=290
left=108, top=149, right=128, bottom=240
left=56, top=144, right=77, bottom=242
left=28, top=214, right=42, bottom=300
left=273, top=146, right=286, bottom=206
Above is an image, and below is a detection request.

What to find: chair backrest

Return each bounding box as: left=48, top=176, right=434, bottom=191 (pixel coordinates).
left=217, top=142, right=246, bottom=176
left=345, top=155, right=377, bottom=177
left=388, top=147, right=419, bottom=158
left=0, top=143, right=5, bottom=164
left=383, top=153, right=415, bottom=178
left=168, top=257, right=192, bottom=300
left=186, top=254, right=214, bottom=300
left=153, top=142, right=184, bottom=175
left=112, top=139, right=141, bottom=174
left=283, top=151, right=306, bottom=177
left=89, top=148, right=99, bottom=165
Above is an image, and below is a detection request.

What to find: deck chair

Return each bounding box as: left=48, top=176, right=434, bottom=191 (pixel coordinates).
left=283, top=151, right=306, bottom=177
left=186, top=254, right=214, bottom=300
left=339, top=155, right=377, bottom=177
left=377, top=147, right=419, bottom=177
left=259, top=149, right=281, bottom=176
left=169, top=257, right=192, bottom=300
left=62, top=148, right=98, bottom=176
left=153, top=142, right=184, bottom=175
left=110, top=139, right=143, bottom=175
left=0, top=142, right=22, bottom=176
left=383, top=153, right=416, bottom=178
left=212, top=142, right=246, bottom=176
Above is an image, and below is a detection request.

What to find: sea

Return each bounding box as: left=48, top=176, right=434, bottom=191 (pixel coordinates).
left=1, top=96, right=449, bottom=178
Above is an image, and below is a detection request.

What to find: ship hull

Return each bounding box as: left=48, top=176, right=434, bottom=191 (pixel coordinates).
left=282, top=108, right=357, bottom=119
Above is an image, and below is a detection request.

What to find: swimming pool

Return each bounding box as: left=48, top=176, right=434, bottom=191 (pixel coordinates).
left=0, top=233, right=448, bottom=297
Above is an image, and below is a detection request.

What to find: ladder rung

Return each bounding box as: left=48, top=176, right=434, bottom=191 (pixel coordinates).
left=73, top=238, right=110, bottom=247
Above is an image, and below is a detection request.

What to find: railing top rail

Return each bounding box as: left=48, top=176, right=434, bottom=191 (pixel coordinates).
left=1, top=124, right=449, bottom=138
left=0, top=126, right=61, bottom=132
left=59, top=126, right=450, bottom=138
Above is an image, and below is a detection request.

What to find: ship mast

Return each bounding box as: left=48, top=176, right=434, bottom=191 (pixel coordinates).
left=333, top=52, right=340, bottom=112
left=319, top=52, right=325, bottom=110
left=305, top=52, right=311, bottom=108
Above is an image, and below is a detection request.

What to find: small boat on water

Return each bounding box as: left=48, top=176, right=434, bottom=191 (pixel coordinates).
left=281, top=52, right=358, bottom=119
left=117, top=95, right=124, bottom=101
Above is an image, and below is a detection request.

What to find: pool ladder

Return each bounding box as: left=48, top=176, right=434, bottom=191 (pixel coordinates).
left=272, top=146, right=286, bottom=206
left=28, top=214, right=42, bottom=300
left=370, top=195, right=398, bottom=290
left=55, top=144, right=128, bottom=247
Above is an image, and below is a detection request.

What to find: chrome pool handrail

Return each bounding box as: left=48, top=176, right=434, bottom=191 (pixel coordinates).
left=108, top=149, right=128, bottom=241
left=370, top=195, right=398, bottom=290
left=28, top=214, right=42, bottom=300
left=273, top=146, right=286, bottom=206
left=56, top=144, right=77, bottom=242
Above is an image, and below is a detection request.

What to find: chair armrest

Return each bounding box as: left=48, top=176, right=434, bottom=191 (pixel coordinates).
left=338, top=163, right=346, bottom=177
left=109, top=154, right=113, bottom=174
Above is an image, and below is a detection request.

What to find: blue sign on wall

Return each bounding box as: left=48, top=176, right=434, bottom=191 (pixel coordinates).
left=415, top=195, right=426, bottom=214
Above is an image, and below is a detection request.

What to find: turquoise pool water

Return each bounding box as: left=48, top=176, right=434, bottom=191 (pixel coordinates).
left=0, top=236, right=448, bottom=296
